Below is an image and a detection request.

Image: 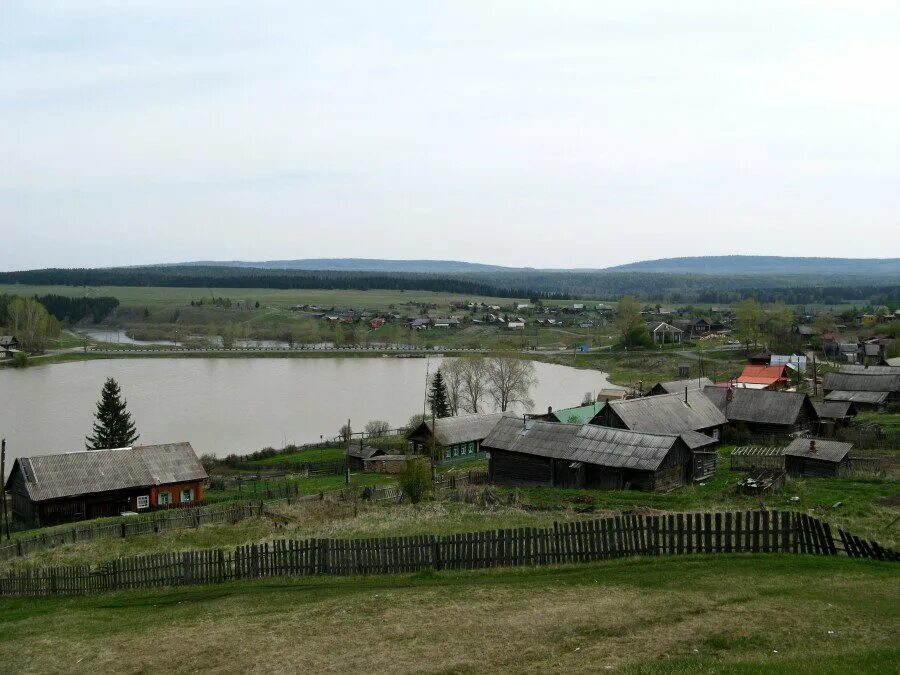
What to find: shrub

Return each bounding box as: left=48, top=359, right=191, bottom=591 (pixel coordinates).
left=398, top=457, right=432, bottom=504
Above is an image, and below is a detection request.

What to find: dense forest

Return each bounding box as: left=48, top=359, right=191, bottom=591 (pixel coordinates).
left=0, top=293, right=118, bottom=325
left=1, top=266, right=897, bottom=305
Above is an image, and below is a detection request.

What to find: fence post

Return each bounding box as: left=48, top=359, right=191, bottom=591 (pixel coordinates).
left=431, top=535, right=441, bottom=571
left=120, top=522, right=127, bottom=539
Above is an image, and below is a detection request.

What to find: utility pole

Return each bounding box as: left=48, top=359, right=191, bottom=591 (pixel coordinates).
left=345, top=418, right=351, bottom=486
left=812, top=353, right=818, bottom=398
left=1, top=439, right=9, bottom=540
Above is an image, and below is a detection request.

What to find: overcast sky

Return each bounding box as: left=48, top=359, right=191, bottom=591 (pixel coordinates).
left=3, top=1, right=899, bottom=271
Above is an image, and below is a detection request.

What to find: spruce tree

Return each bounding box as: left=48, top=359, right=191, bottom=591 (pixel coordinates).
left=85, top=377, right=140, bottom=450
left=428, top=370, right=451, bottom=418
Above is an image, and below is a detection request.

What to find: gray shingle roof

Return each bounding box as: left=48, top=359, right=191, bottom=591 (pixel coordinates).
left=822, top=372, right=900, bottom=393
left=414, top=411, right=518, bottom=446
left=811, top=401, right=854, bottom=420
left=8, top=443, right=207, bottom=502
left=824, top=390, right=890, bottom=405
left=607, top=390, right=726, bottom=434
left=348, top=445, right=383, bottom=460
left=678, top=430, right=718, bottom=449
left=652, top=378, right=714, bottom=395
left=703, top=387, right=809, bottom=426
left=482, top=417, right=683, bottom=472
left=783, top=438, right=852, bottom=463
left=839, top=365, right=900, bottom=375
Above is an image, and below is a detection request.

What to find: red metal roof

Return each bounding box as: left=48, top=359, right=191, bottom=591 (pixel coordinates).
left=735, top=364, right=789, bottom=388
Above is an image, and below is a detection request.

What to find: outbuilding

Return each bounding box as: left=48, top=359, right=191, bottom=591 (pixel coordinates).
left=4, top=442, right=208, bottom=528
left=483, top=417, right=694, bottom=492
left=407, top=411, right=518, bottom=465
left=648, top=377, right=713, bottom=397
left=347, top=444, right=386, bottom=471
left=702, top=386, right=816, bottom=437
left=783, top=438, right=852, bottom=478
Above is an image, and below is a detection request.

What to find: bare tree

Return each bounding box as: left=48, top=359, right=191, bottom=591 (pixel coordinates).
left=439, top=360, right=464, bottom=416
left=364, top=420, right=391, bottom=438
left=486, top=355, right=536, bottom=412
left=459, top=356, right=489, bottom=413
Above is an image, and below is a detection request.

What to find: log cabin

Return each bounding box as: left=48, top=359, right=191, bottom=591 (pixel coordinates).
left=4, top=442, right=207, bottom=528
left=702, top=386, right=817, bottom=437
left=407, top=411, right=518, bottom=465
left=483, top=417, right=695, bottom=492
left=783, top=438, right=852, bottom=478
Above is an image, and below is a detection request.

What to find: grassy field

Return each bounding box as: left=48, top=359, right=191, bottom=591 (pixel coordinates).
left=0, top=555, right=896, bottom=673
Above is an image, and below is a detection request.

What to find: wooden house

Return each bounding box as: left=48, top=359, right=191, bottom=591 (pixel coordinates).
left=364, top=454, right=424, bottom=474
left=483, top=417, right=694, bottom=492
left=0, top=335, right=19, bottom=359
left=733, top=364, right=790, bottom=390
left=822, top=371, right=900, bottom=411
left=595, top=390, right=726, bottom=448
left=651, top=322, right=683, bottom=344
left=702, top=386, right=816, bottom=437
left=783, top=438, right=851, bottom=478
left=648, top=377, right=713, bottom=397
left=407, top=411, right=517, bottom=465
left=4, top=442, right=207, bottom=528
left=811, top=401, right=856, bottom=435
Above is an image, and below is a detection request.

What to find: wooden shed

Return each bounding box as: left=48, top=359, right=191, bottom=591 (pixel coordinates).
left=702, top=386, right=816, bottom=437
left=483, top=417, right=694, bottom=492
left=783, top=438, right=852, bottom=478
left=4, top=442, right=208, bottom=528
left=347, top=443, right=385, bottom=471
left=648, top=378, right=713, bottom=397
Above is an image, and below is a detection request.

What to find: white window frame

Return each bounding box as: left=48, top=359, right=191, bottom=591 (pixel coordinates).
left=157, top=491, right=172, bottom=506
left=136, top=495, right=150, bottom=509
left=181, top=488, right=195, bottom=503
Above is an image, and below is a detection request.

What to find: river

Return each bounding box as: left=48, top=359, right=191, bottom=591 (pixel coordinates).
left=0, top=357, right=617, bottom=461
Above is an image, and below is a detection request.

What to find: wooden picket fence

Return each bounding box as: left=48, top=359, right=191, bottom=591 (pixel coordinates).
left=1, top=510, right=896, bottom=597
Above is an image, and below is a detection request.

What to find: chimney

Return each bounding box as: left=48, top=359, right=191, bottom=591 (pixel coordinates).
left=547, top=406, right=553, bottom=415
left=809, top=439, right=816, bottom=453
left=726, top=387, right=734, bottom=402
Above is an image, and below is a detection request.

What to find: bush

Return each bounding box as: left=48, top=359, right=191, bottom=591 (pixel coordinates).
left=398, top=457, right=432, bottom=504
left=12, top=352, right=28, bottom=368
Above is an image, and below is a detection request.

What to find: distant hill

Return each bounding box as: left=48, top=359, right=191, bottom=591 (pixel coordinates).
left=175, top=258, right=515, bottom=274
left=604, top=256, right=900, bottom=277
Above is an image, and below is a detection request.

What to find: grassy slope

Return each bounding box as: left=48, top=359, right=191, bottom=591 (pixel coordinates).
left=0, top=555, right=896, bottom=673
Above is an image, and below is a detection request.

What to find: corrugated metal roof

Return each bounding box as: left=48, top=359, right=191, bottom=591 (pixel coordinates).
left=608, top=390, right=726, bottom=434
left=703, top=386, right=809, bottom=426
left=840, top=365, right=900, bottom=375
left=823, top=372, right=900, bottom=393
left=8, top=443, right=207, bottom=502
left=482, top=417, right=682, bottom=471
left=783, top=438, right=851, bottom=463
left=679, top=430, right=717, bottom=449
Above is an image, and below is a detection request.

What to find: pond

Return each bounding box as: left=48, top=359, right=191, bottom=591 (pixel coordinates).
left=0, top=357, right=618, bottom=461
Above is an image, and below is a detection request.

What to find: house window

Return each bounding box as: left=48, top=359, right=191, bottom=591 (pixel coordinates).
left=181, top=488, right=195, bottom=503
left=157, top=491, right=172, bottom=506
left=136, top=495, right=150, bottom=509
left=468, top=442, right=475, bottom=454
left=712, top=429, right=720, bottom=440
left=452, top=445, right=459, bottom=457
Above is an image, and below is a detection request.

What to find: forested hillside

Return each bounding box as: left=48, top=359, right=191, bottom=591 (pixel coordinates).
left=1, top=266, right=897, bottom=305
left=606, top=255, right=900, bottom=276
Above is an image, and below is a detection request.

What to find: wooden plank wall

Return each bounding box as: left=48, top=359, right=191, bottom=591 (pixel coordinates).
left=0, top=510, right=896, bottom=597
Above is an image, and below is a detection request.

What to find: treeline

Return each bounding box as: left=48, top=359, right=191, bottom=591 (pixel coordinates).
left=1, top=266, right=897, bottom=305
left=33, top=294, right=119, bottom=323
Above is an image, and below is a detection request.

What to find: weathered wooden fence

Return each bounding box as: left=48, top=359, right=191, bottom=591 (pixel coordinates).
left=1, top=510, right=895, bottom=596
left=0, top=502, right=266, bottom=562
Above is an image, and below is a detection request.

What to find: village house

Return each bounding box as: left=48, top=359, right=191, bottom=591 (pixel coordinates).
left=4, top=442, right=208, bottom=528
left=595, top=390, right=726, bottom=449
left=483, top=417, right=696, bottom=492
left=702, top=386, right=817, bottom=437
left=811, top=401, right=856, bottom=435
left=407, top=411, right=517, bottom=464
left=651, top=322, right=683, bottom=344
left=729, top=364, right=791, bottom=390
left=822, top=371, right=900, bottom=410
left=783, top=438, right=852, bottom=478
left=0, top=335, right=20, bottom=359
left=364, top=454, right=424, bottom=474
left=432, top=317, right=460, bottom=329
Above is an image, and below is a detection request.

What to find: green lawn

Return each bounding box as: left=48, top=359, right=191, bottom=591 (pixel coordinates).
left=238, top=446, right=348, bottom=466
left=0, top=555, right=896, bottom=673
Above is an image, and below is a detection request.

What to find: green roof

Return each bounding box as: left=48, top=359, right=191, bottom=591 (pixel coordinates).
left=550, top=403, right=605, bottom=424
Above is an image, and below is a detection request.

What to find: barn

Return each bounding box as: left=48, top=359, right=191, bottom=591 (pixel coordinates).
left=347, top=443, right=386, bottom=471
left=702, top=386, right=816, bottom=437
left=483, top=417, right=694, bottom=492
left=407, top=411, right=517, bottom=464
left=4, top=442, right=207, bottom=528
left=783, top=438, right=852, bottom=478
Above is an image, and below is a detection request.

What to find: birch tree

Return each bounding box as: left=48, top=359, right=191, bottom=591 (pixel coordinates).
left=486, top=355, right=536, bottom=412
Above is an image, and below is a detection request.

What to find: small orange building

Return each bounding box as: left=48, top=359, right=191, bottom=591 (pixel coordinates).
left=734, top=364, right=790, bottom=390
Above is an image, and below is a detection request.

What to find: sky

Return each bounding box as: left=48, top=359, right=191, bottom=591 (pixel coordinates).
left=2, top=0, right=900, bottom=271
